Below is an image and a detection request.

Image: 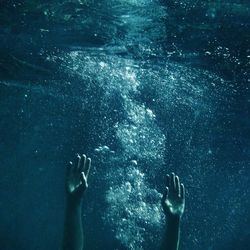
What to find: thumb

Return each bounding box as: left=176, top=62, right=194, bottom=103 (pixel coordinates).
left=80, top=172, right=88, bottom=190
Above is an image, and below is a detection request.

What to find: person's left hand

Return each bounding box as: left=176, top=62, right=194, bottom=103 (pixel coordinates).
left=65, top=154, right=91, bottom=203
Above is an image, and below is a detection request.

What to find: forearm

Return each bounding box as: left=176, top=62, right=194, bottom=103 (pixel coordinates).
left=63, top=200, right=84, bottom=250
left=161, top=215, right=181, bottom=250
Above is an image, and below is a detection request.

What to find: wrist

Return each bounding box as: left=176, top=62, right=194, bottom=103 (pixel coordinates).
left=66, top=195, right=83, bottom=209
left=166, top=214, right=181, bottom=224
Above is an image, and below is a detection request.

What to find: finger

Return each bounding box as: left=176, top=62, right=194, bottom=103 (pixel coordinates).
left=175, top=175, right=180, bottom=196
left=162, top=187, right=169, bottom=203
left=85, top=158, right=91, bottom=179
left=80, top=172, right=88, bottom=189
left=180, top=183, right=185, bottom=200
left=81, top=154, right=87, bottom=173
left=74, top=154, right=81, bottom=173
left=77, top=154, right=82, bottom=169
left=166, top=174, right=170, bottom=188
left=170, top=172, right=175, bottom=191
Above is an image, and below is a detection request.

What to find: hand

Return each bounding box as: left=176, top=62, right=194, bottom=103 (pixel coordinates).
left=161, top=173, right=185, bottom=218
left=65, top=154, right=91, bottom=203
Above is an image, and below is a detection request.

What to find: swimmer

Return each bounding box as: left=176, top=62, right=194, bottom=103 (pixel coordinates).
left=63, top=154, right=91, bottom=250
left=161, top=173, right=185, bottom=250
left=62, top=156, right=184, bottom=250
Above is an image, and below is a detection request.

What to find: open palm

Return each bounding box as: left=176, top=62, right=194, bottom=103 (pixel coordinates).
left=162, top=173, right=185, bottom=217
left=66, top=154, right=91, bottom=202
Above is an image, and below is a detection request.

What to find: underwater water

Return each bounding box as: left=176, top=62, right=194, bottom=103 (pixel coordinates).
left=0, top=0, right=249, bottom=249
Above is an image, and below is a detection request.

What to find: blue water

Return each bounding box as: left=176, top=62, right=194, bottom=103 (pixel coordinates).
left=0, top=1, right=249, bottom=249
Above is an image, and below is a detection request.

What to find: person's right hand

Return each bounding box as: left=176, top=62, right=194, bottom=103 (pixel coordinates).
left=161, top=173, right=185, bottom=218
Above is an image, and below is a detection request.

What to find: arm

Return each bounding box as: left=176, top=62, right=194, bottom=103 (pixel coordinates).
left=63, top=154, right=91, bottom=250
left=161, top=173, right=185, bottom=250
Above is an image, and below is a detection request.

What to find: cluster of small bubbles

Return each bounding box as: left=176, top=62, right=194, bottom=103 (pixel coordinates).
left=105, top=166, right=164, bottom=249
left=116, top=102, right=165, bottom=162
left=94, top=145, right=115, bottom=154
left=116, top=221, right=145, bottom=250
left=54, top=43, right=223, bottom=249
left=60, top=51, right=141, bottom=99
left=121, top=0, right=154, bottom=7
left=99, top=61, right=107, bottom=68
left=146, top=108, right=155, bottom=118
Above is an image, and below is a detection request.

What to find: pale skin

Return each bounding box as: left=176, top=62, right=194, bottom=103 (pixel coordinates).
left=63, top=154, right=91, bottom=250
left=161, top=173, right=185, bottom=250
left=62, top=156, right=184, bottom=250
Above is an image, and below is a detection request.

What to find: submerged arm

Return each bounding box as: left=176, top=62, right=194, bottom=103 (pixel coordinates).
left=63, top=154, right=91, bottom=250
left=161, top=173, right=185, bottom=250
